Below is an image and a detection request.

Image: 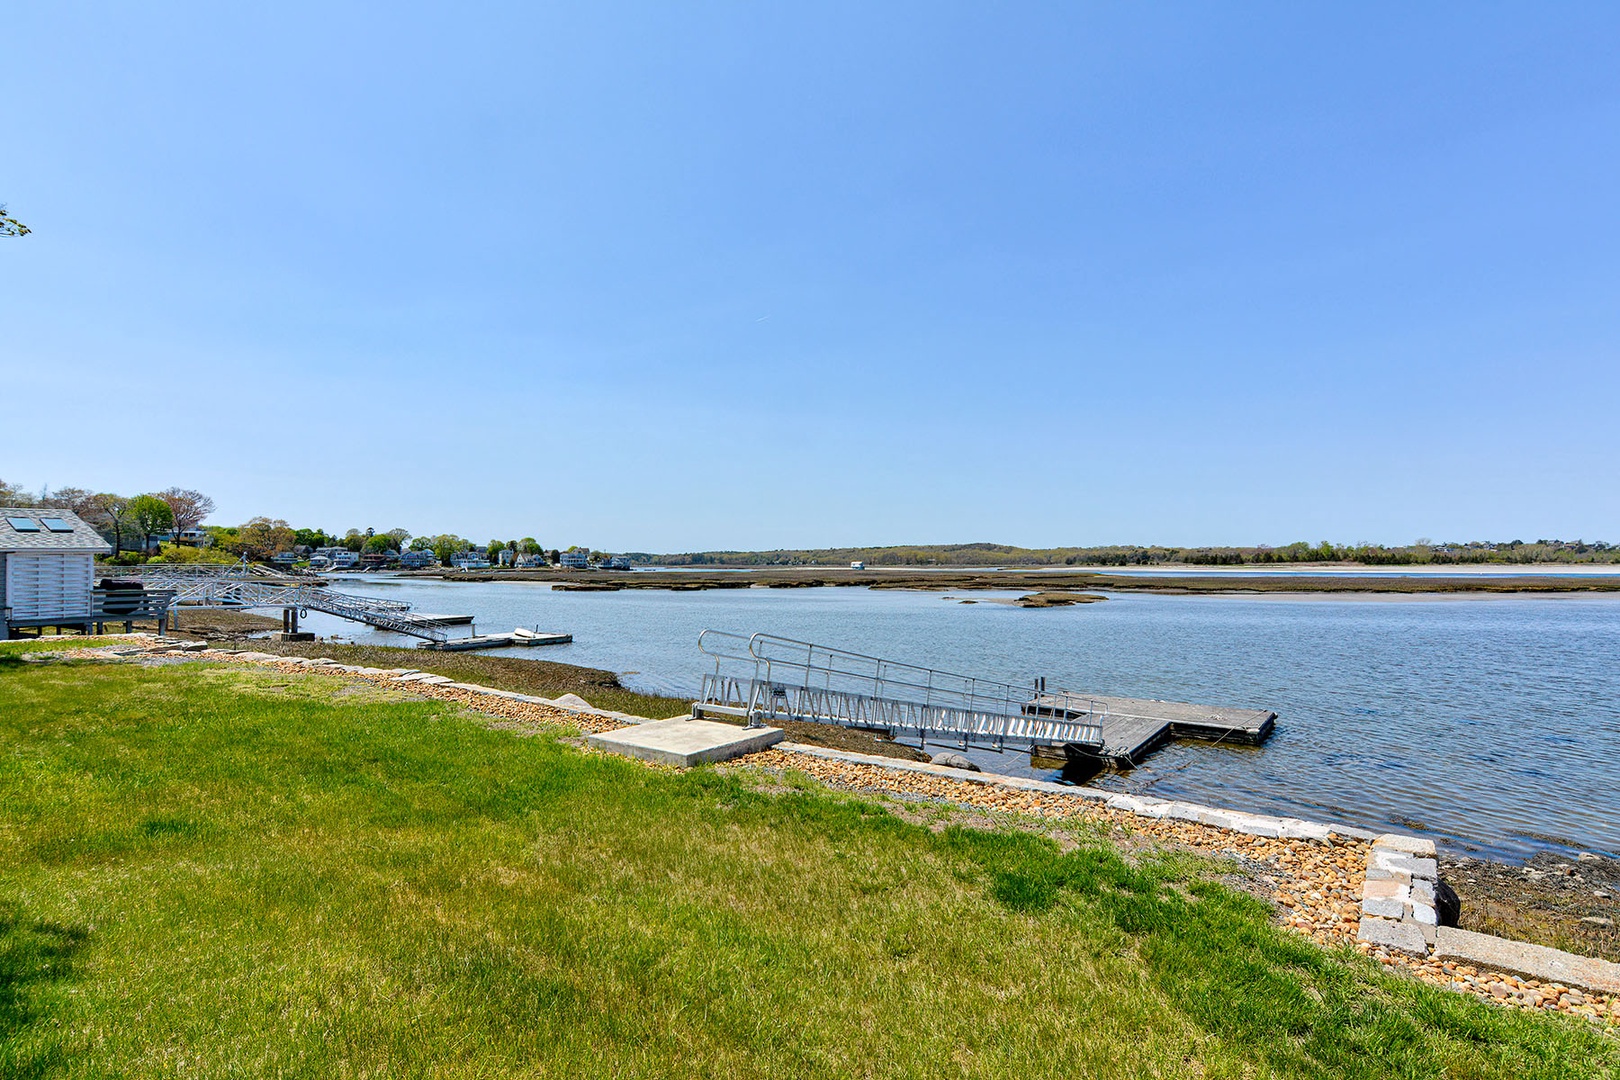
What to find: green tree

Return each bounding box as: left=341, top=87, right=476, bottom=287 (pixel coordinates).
left=363, top=534, right=394, bottom=554
left=128, top=494, right=175, bottom=554
left=518, top=537, right=541, bottom=555
left=0, top=204, right=30, bottom=238
left=86, top=493, right=132, bottom=556
left=230, top=517, right=295, bottom=561
left=158, top=487, right=216, bottom=538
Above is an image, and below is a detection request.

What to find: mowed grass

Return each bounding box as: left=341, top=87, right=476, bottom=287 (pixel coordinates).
left=1, top=657, right=1615, bottom=1079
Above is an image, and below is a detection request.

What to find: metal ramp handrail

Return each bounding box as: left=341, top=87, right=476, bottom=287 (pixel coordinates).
left=695, top=630, right=1103, bottom=751
left=117, top=566, right=447, bottom=642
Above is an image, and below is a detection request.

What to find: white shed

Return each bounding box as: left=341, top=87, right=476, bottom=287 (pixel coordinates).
left=1, top=508, right=113, bottom=637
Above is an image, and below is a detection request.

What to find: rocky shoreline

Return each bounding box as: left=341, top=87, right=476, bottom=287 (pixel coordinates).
left=1445, top=850, right=1619, bottom=965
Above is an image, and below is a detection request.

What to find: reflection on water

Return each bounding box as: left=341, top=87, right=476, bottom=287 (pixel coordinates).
left=297, top=578, right=1619, bottom=862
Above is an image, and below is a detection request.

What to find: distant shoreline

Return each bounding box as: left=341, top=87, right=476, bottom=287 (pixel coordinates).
left=405, top=566, right=1620, bottom=596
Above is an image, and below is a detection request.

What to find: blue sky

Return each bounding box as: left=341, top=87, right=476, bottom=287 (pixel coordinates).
left=3, top=3, right=1617, bottom=551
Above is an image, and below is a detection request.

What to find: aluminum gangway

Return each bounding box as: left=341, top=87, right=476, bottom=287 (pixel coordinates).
left=694, top=631, right=1105, bottom=752
left=113, top=563, right=451, bottom=642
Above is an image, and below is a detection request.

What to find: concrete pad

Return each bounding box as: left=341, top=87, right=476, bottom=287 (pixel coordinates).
left=587, top=719, right=785, bottom=768
left=1434, top=926, right=1620, bottom=995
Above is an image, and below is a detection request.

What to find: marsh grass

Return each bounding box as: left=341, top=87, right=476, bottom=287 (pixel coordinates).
left=249, top=639, right=689, bottom=718
left=1, top=659, right=1614, bottom=1078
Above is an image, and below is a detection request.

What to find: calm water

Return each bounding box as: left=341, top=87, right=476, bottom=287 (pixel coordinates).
left=294, top=578, right=1620, bottom=862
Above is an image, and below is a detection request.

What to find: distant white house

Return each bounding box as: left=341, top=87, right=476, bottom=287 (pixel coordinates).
left=2, top=508, right=113, bottom=638
left=312, top=546, right=360, bottom=570
left=559, top=551, right=590, bottom=569
left=139, top=527, right=212, bottom=554
left=605, top=555, right=632, bottom=570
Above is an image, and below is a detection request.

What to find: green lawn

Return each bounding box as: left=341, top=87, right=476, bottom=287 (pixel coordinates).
left=1, top=653, right=1614, bottom=1078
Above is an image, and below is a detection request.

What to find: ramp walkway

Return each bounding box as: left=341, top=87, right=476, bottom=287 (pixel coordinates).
left=114, top=564, right=457, bottom=643
left=692, top=631, right=1105, bottom=753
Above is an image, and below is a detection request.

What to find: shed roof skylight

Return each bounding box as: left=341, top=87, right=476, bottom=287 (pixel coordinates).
left=6, top=517, right=41, bottom=531
left=40, top=517, right=74, bottom=532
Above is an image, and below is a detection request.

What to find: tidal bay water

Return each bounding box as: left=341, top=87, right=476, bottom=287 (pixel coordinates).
left=298, top=577, right=1619, bottom=862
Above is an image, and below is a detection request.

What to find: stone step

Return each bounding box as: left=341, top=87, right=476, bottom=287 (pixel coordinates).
left=1434, top=926, right=1620, bottom=997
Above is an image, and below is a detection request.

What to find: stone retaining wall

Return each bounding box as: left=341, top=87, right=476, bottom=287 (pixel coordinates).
left=1357, top=834, right=1441, bottom=955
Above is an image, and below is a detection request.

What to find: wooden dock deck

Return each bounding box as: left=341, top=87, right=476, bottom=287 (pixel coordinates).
left=1031, top=692, right=1275, bottom=769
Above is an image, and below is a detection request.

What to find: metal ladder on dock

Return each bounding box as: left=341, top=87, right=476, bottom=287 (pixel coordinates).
left=694, top=631, right=1105, bottom=752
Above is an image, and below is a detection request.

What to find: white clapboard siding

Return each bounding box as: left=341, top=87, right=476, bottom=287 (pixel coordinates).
left=5, top=554, right=94, bottom=619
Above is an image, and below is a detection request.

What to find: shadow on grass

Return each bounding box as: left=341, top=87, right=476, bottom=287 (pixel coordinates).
left=0, top=902, right=88, bottom=1079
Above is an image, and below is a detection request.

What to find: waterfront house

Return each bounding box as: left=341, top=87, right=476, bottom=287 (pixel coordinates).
left=2, top=508, right=113, bottom=638
left=312, top=546, right=360, bottom=570
left=399, top=550, right=436, bottom=570
left=559, top=551, right=590, bottom=569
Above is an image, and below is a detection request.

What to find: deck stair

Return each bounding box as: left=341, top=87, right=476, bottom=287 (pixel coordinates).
left=693, top=631, right=1105, bottom=752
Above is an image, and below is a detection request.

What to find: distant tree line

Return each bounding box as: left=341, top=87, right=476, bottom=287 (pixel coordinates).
left=19, top=474, right=1604, bottom=570
left=650, top=538, right=1620, bottom=568
left=0, top=479, right=577, bottom=567
left=1, top=480, right=216, bottom=562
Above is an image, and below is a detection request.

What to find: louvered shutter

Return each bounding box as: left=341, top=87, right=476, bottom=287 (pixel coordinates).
left=6, top=554, right=94, bottom=618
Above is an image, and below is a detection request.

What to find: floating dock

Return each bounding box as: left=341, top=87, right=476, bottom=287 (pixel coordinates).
left=1029, top=692, right=1276, bottom=769
left=418, top=629, right=572, bottom=652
